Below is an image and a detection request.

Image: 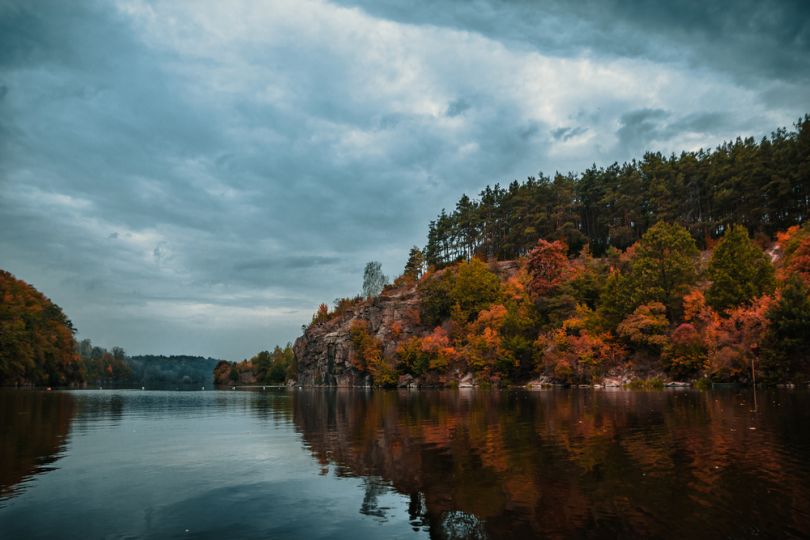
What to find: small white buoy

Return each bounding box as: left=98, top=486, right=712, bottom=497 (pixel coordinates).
left=142, top=386, right=145, bottom=390
left=201, top=386, right=205, bottom=390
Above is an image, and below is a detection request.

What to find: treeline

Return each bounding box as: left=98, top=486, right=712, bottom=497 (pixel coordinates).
left=76, top=339, right=221, bottom=387
left=127, top=355, right=221, bottom=387
left=425, top=116, right=810, bottom=266
left=213, top=344, right=296, bottom=386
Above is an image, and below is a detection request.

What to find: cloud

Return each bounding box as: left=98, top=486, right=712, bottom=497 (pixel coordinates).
left=330, top=0, right=810, bottom=85
left=0, top=0, right=808, bottom=359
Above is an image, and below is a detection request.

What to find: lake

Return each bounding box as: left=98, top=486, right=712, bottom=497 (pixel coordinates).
left=1, top=388, right=810, bottom=539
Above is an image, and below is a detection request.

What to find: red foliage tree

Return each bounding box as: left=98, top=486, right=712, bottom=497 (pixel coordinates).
left=526, top=240, right=569, bottom=298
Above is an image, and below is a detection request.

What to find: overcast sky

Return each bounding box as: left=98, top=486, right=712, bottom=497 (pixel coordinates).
left=1, top=0, right=808, bottom=360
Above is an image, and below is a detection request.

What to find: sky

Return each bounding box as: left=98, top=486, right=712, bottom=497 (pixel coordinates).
left=1, top=0, right=809, bottom=360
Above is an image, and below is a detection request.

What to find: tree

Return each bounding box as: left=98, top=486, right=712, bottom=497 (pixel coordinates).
left=706, top=225, right=775, bottom=312
left=403, top=246, right=425, bottom=280
left=627, top=221, right=699, bottom=320
left=418, top=268, right=456, bottom=327
left=526, top=240, right=569, bottom=298
left=362, top=261, right=388, bottom=298
left=617, top=302, right=670, bottom=355
left=449, top=258, right=501, bottom=322
left=311, top=303, right=330, bottom=324
left=350, top=320, right=396, bottom=385
left=708, top=296, right=771, bottom=382
left=785, top=235, right=810, bottom=284
left=762, top=277, right=810, bottom=380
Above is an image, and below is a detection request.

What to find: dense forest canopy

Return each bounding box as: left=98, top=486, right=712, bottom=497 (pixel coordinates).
left=425, top=116, right=810, bottom=266
left=0, top=270, right=83, bottom=386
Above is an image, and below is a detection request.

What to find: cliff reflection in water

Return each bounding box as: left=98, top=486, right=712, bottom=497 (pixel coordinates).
left=291, top=389, right=810, bottom=539
left=0, top=390, right=76, bottom=502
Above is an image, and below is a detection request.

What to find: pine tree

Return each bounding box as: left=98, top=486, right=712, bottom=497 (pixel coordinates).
left=762, top=276, right=810, bottom=380
left=628, top=221, right=699, bottom=320
left=706, top=225, right=776, bottom=312
left=403, top=246, right=425, bottom=280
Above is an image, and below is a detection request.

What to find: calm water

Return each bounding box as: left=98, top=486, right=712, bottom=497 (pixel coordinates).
left=2, top=389, right=810, bottom=539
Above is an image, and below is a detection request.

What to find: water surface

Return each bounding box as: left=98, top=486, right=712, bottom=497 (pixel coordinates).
left=1, top=388, right=809, bottom=538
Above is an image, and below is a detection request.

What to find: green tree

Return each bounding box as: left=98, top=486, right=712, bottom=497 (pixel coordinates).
left=403, top=246, right=425, bottom=280
left=597, top=270, right=636, bottom=329
left=706, top=225, right=775, bottom=312
left=418, top=269, right=456, bottom=327
left=628, top=221, right=699, bottom=320
left=762, top=277, right=810, bottom=381
left=450, top=258, right=501, bottom=322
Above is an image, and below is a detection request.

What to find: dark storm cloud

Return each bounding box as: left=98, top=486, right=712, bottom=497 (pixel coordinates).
left=0, top=0, right=807, bottom=359
left=332, top=0, right=810, bottom=84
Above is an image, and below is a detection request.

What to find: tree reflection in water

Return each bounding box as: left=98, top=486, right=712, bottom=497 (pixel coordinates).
left=291, top=388, right=810, bottom=539
left=0, top=390, right=76, bottom=502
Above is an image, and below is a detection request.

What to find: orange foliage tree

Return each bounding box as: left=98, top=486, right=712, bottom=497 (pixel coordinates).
left=526, top=239, right=569, bottom=298
left=350, top=320, right=396, bottom=386
left=706, top=295, right=771, bottom=382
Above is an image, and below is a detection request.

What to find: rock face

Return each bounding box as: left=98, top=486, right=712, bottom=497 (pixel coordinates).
left=293, top=282, right=423, bottom=386
left=293, top=261, right=520, bottom=387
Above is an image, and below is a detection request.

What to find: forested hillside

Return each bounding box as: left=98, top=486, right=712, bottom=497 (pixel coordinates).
left=291, top=117, right=810, bottom=387
left=425, top=116, right=810, bottom=265
left=0, top=270, right=84, bottom=386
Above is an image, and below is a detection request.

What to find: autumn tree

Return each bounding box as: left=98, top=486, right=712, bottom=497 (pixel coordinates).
left=350, top=320, right=396, bottom=386
left=450, top=258, right=501, bottom=322
left=526, top=239, right=569, bottom=298
left=418, top=327, right=459, bottom=372
left=785, top=235, right=810, bottom=284
left=311, top=303, right=330, bottom=324
left=617, top=302, right=670, bottom=358
left=665, top=324, right=707, bottom=379
left=707, top=296, right=771, bottom=382
left=535, top=312, right=623, bottom=385
left=706, top=225, right=775, bottom=312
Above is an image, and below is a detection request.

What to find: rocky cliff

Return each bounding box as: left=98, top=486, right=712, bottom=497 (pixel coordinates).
left=293, top=261, right=520, bottom=387
left=293, top=283, right=422, bottom=386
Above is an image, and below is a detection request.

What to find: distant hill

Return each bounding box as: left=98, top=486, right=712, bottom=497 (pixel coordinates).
left=126, top=355, right=222, bottom=387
